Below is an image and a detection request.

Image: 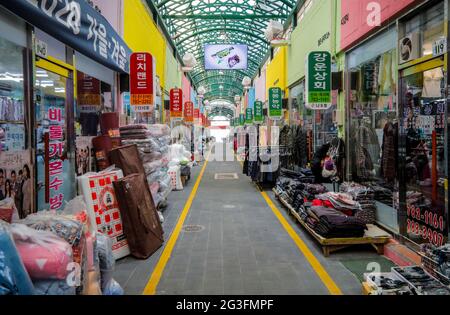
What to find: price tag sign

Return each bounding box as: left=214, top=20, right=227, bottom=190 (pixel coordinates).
left=433, top=37, right=447, bottom=57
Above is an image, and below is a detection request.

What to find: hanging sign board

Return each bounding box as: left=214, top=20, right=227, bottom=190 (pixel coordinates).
left=245, top=108, right=253, bottom=125
left=170, top=88, right=183, bottom=119
left=306, top=51, right=332, bottom=110
left=239, top=114, right=245, bottom=126
left=1, top=0, right=131, bottom=73
left=433, top=37, right=447, bottom=57
left=184, top=101, right=194, bottom=123
left=130, top=52, right=155, bottom=112
left=254, top=101, right=264, bottom=123
left=77, top=71, right=101, bottom=113
left=268, top=87, right=282, bottom=119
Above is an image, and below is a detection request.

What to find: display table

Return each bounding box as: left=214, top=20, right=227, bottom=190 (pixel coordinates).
left=273, top=188, right=391, bottom=256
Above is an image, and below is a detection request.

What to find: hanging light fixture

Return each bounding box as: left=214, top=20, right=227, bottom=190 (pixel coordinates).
left=242, top=76, right=251, bottom=89
left=181, top=53, right=197, bottom=72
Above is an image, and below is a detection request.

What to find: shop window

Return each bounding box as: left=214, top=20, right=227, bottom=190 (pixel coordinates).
left=348, top=48, right=397, bottom=191
left=0, top=37, right=26, bottom=151
left=402, top=2, right=445, bottom=58
left=75, top=71, right=112, bottom=137
left=399, top=66, right=447, bottom=246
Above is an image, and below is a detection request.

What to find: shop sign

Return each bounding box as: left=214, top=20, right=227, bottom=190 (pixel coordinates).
left=306, top=51, right=332, bottom=110
left=239, top=114, right=245, bottom=126
left=184, top=101, right=194, bottom=123
left=268, top=87, right=282, bottom=119
left=170, top=88, right=183, bottom=119
left=245, top=108, right=253, bottom=125
left=406, top=204, right=447, bottom=247
left=254, top=101, right=264, bottom=123
left=0, top=0, right=131, bottom=73
left=77, top=71, right=101, bottom=113
left=130, top=52, right=155, bottom=112
left=46, top=107, right=65, bottom=211
left=433, top=37, right=447, bottom=57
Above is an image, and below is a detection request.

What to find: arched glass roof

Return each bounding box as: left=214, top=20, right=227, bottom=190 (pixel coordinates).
left=153, top=0, right=297, bottom=108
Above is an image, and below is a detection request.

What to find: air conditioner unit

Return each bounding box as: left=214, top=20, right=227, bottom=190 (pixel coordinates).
left=265, top=20, right=290, bottom=47
left=399, top=33, right=420, bottom=64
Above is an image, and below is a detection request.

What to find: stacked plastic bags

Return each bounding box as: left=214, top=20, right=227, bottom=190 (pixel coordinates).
left=121, top=124, right=172, bottom=207
left=0, top=197, right=124, bottom=295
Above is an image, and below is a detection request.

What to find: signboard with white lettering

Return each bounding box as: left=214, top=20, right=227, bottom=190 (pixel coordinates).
left=306, top=51, right=332, bottom=110
left=0, top=0, right=131, bottom=73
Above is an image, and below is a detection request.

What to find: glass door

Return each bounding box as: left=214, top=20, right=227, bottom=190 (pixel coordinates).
left=398, top=60, right=447, bottom=246
left=35, top=62, right=75, bottom=211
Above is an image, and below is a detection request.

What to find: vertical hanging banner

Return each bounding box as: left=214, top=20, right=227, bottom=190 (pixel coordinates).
left=130, top=52, right=155, bottom=112
left=306, top=51, right=332, bottom=110
left=170, top=88, right=183, bottom=120
left=184, top=101, right=194, bottom=123
left=254, top=101, right=264, bottom=123
left=268, top=87, right=282, bottom=119
left=239, top=114, right=245, bottom=126
left=245, top=108, right=253, bottom=125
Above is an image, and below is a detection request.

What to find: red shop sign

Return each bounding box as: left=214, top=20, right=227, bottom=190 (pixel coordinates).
left=194, top=108, right=200, bottom=119
left=184, top=101, right=194, bottom=123
left=130, top=52, right=154, bottom=112
left=170, top=88, right=183, bottom=119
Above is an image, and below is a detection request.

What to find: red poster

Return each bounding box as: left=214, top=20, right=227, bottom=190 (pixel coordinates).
left=194, top=108, right=200, bottom=119
left=184, top=101, right=194, bottom=123
left=130, top=52, right=154, bottom=112
left=77, top=72, right=101, bottom=113
left=170, top=88, right=183, bottom=119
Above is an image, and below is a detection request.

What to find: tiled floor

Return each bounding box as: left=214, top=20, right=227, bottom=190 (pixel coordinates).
left=114, top=145, right=388, bottom=295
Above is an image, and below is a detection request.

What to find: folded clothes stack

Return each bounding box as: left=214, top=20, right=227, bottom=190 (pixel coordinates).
left=306, top=206, right=367, bottom=238
left=340, top=182, right=376, bottom=224
left=315, top=192, right=360, bottom=213
left=421, top=243, right=450, bottom=281
left=393, top=266, right=450, bottom=295
left=279, top=168, right=315, bottom=184
left=369, top=183, right=394, bottom=205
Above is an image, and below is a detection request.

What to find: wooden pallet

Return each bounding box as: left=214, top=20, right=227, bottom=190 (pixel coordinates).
left=272, top=188, right=391, bottom=257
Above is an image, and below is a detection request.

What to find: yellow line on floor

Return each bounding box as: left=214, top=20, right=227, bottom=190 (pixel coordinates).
left=259, top=191, right=343, bottom=295
left=142, top=158, right=209, bottom=295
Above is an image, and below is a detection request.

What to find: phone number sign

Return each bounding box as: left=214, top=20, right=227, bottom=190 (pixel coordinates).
left=306, top=51, right=332, bottom=110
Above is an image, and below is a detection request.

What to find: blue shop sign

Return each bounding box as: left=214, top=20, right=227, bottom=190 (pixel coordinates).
left=0, top=0, right=132, bottom=73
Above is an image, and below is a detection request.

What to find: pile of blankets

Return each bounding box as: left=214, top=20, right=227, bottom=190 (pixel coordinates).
left=340, top=182, right=376, bottom=224
left=120, top=124, right=172, bottom=207
left=306, top=206, right=367, bottom=238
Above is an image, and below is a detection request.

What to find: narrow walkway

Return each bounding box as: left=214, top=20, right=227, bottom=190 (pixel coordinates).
left=115, top=146, right=388, bottom=295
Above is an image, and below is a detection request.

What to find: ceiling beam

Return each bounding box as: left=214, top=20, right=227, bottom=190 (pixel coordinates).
left=162, top=14, right=288, bottom=20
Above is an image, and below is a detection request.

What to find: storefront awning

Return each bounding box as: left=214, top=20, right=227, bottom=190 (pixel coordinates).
left=0, top=0, right=132, bottom=73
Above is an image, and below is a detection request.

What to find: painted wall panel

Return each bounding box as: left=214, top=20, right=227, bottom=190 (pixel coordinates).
left=266, top=47, right=287, bottom=97
left=165, top=45, right=182, bottom=91
left=124, top=0, right=166, bottom=88
left=341, top=0, right=417, bottom=50
left=287, top=0, right=333, bottom=86
left=91, top=0, right=121, bottom=32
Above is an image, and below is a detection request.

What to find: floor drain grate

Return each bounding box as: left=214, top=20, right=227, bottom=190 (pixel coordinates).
left=182, top=225, right=205, bottom=232
left=214, top=173, right=238, bottom=180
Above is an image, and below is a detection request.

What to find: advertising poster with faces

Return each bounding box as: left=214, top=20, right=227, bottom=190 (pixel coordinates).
left=75, top=136, right=95, bottom=176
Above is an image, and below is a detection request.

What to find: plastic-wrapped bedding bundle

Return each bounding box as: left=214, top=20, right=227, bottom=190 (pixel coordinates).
left=11, top=224, right=73, bottom=281
left=147, top=124, right=170, bottom=138
left=0, top=221, right=35, bottom=295
left=78, top=169, right=130, bottom=260
left=144, top=160, right=163, bottom=175
left=95, top=233, right=123, bottom=295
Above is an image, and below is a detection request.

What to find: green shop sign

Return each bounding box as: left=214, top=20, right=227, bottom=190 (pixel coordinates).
left=268, top=87, right=282, bottom=119
left=306, top=51, right=332, bottom=110
left=254, top=101, right=264, bottom=123
left=245, top=108, right=253, bottom=124
left=239, top=114, right=245, bottom=126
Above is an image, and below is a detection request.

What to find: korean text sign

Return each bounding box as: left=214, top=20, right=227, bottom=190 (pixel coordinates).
left=245, top=108, right=253, bottom=125
left=77, top=71, right=101, bottom=113
left=170, top=88, right=183, bottom=119
left=306, top=51, right=332, bottom=110
left=130, top=52, right=155, bottom=112
left=268, top=87, right=282, bottom=119
left=184, top=101, right=194, bottom=123
left=0, top=0, right=131, bottom=73
left=254, top=101, right=264, bottom=123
